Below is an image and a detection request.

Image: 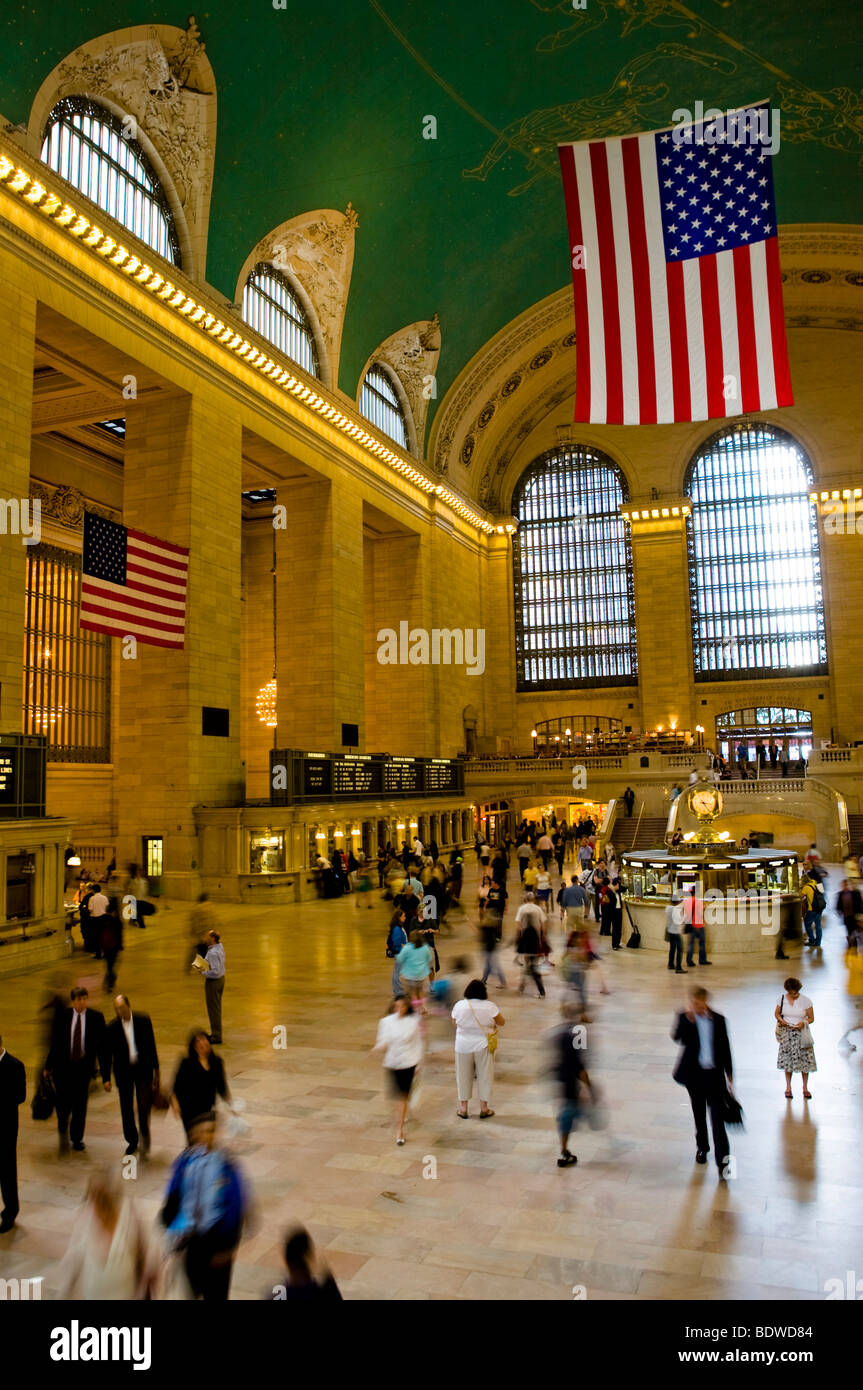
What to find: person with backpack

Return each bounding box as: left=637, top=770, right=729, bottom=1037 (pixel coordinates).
left=386, top=909, right=409, bottom=995
left=801, top=870, right=826, bottom=950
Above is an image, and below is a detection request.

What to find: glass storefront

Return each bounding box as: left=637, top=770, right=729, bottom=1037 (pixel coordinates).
left=249, top=831, right=285, bottom=874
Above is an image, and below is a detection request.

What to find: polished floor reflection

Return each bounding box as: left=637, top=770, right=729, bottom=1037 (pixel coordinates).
left=1, top=864, right=861, bottom=1300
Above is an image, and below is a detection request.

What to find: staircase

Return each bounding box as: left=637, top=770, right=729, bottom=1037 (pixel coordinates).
left=847, top=815, right=863, bottom=853
left=610, top=813, right=669, bottom=851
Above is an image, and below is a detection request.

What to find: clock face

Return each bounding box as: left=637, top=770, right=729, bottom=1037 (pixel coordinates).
left=690, top=788, right=718, bottom=818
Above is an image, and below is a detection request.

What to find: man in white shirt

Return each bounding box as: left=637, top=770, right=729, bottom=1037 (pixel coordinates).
left=89, top=888, right=109, bottom=918
left=104, top=995, right=160, bottom=1156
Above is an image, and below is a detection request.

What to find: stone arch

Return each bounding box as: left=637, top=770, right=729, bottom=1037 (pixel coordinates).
left=27, top=19, right=216, bottom=281
left=234, top=206, right=359, bottom=392
left=357, top=315, right=441, bottom=459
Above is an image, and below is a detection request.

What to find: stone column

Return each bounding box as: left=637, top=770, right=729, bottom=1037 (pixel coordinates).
left=275, top=476, right=364, bottom=752
left=0, top=271, right=36, bottom=732
left=116, top=392, right=243, bottom=898
left=364, top=529, right=434, bottom=754
left=628, top=509, right=694, bottom=732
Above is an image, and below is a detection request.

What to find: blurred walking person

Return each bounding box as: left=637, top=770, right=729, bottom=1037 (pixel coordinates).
left=160, top=1112, right=248, bottom=1301
left=104, top=995, right=161, bottom=1157
left=171, top=1031, right=231, bottom=1139
left=552, top=1002, right=594, bottom=1167
left=371, top=995, right=423, bottom=1145
left=58, top=1170, right=153, bottom=1299
left=394, top=931, right=434, bottom=1005
left=0, top=1033, right=26, bottom=1232
left=100, top=898, right=124, bottom=991
left=671, top=987, right=734, bottom=1176
left=666, top=895, right=686, bottom=973
left=47, top=987, right=108, bottom=1153
left=515, top=893, right=547, bottom=998
left=269, top=1227, right=342, bottom=1302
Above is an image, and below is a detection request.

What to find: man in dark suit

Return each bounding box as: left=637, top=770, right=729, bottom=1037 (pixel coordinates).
left=104, top=995, right=160, bottom=1157
left=46, top=987, right=108, bottom=1153
left=0, top=1034, right=26, bottom=1231
left=672, top=987, right=734, bottom=1176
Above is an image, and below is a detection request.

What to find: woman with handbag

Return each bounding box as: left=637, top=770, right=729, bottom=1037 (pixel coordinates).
left=371, top=995, right=423, bottom=1145
left=451, top=980, right=505, bottom=1119
left=775, top=977, right=816, bottom=1099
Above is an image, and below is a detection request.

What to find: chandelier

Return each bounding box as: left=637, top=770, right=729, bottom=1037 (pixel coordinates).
left=256, top=679, right=277, bottom=728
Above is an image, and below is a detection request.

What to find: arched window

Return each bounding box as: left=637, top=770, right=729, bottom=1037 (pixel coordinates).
left=512, top=447, right=637, bottom=689
left=360, top=363, right=409, bottom=449
left=242, top=264, right=319, bottom=378
left=41, top=96, right=180, bottom=265
left=686, top=424, right=827, bottom=679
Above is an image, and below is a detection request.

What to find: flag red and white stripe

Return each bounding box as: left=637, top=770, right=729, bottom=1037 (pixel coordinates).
left=81, top=514, right=189, bottom=650
left=558, top=109, right=793, bottom=425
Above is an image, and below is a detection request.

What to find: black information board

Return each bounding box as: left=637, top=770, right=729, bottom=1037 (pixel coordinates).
left=0, top=750, right=16, bottom=805
left=302, top=756, right=332, bottom=797
left=383, top=758, right=420, bottom=794
left=270, top=749, right=464, bottom=805
left=424, top=759, right=459, bottom=793
left=333, top=756, right=383, bottom=796
left=0, top=734, right=46, bottom=819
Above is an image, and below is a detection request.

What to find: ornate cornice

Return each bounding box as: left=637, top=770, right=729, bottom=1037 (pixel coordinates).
left=30, top=479, right=118, bottom=529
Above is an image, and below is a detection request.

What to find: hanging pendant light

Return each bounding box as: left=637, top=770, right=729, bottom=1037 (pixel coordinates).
left=256, top=679, right=277, bottom=728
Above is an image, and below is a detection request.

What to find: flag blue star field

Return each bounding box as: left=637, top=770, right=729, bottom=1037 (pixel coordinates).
left=558, top=103, right=793, bottom=425
left=81, top=512, right=188, bottom=649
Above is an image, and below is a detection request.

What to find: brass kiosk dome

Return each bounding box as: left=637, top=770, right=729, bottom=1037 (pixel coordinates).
left=620, top=778, right=802, bottom=954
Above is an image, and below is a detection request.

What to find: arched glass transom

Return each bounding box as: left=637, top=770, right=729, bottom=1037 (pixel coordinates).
left=512, top=447, right=637, bottom=689
left=41, top=96, right=180, bottom=265
left=360, top=364, right=408, bottom=449
left=686, top=424, right=827, bottom=680
left=242, top=264, right=319, bottom=377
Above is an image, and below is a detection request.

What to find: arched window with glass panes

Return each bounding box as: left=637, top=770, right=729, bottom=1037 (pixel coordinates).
left=242, top=264, right=320, bottom=378
left=685, top=423, right=827, bottom=680
left=512, top=447, right=637, bottom=690
left=41, top=96, right=181, bottom=265
left=360, top=363, right=409, bottom=449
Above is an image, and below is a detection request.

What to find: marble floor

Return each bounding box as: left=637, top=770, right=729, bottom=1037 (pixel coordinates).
left=1, top=862, right=862, bottom=1301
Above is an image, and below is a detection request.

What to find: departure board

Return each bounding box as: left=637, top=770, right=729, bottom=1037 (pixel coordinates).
left=302, top=755, right=332, bottom=797
left=0, top=750, right=15, bottom=804
left=271, top=750, right=463, bottom=803
left=383, top=757, right=420, bottom=793
left=333, top=756, right=382, bottom=796
left=424, top=759, right=459, bottom=793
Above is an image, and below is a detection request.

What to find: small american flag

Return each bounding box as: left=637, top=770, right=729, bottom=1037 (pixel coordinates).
left=81, top=512, right=189, bottom=649
left=558, top=102, right=793, bottom=425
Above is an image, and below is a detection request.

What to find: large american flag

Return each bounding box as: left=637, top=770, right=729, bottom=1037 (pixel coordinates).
left=81, top=512, right=188, bottom=649
left=558, top=103, right=793, bottom=425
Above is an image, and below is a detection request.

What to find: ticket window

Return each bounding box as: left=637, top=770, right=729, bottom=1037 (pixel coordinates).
left=250, top=832, right=285, bottom=874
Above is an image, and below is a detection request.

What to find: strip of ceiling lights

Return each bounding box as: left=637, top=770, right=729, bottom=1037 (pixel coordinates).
left=0, top=150, right=495, bottom=535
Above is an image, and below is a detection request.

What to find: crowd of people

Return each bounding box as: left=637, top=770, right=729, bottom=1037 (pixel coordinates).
left=2, top=819, right=862, bottom=1298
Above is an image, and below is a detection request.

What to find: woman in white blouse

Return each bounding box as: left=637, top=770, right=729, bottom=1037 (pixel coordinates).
left=451, top=979, right=505, bottom=1119
left=57, top=1170, right=153, bottom=1299
left=775, top=976, right=816, bottom=1099
left=372, top=995, right=423, bottom=1145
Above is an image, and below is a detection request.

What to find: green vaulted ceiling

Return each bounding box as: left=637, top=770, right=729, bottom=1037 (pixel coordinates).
left=2, top=0, right=862, bottom=428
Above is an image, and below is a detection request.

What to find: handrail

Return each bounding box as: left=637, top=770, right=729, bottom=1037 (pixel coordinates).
left=632, top=800, right=645, bottom=848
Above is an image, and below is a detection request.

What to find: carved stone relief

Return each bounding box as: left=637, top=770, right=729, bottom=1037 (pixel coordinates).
left=365, top=314, right=442, bottom=457
left=234, top=205, right=358, bottom=390
left=30, top=480, right=118, bottom=529
left=27, top=19, right=217, bottom=279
